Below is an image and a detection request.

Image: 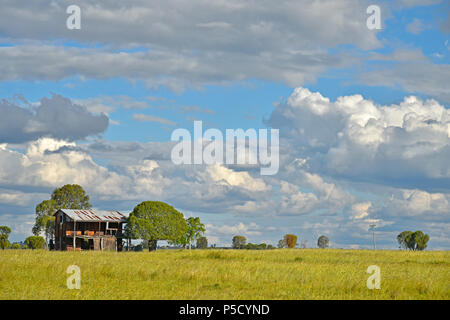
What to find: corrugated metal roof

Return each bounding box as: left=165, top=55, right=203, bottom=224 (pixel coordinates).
left=57, top=209, right=127, bottom=222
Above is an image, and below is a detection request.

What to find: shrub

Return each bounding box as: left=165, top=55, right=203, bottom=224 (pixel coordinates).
left=25, top=236, right=45, bottom=249
left=247, top=243, right=268, bottom=250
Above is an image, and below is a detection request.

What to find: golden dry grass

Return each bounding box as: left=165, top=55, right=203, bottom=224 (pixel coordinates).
left=0, top=249, right=449, bottom=299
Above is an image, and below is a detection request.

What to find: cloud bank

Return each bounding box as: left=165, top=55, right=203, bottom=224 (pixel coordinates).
left=0, top=94, right=108, bottom=143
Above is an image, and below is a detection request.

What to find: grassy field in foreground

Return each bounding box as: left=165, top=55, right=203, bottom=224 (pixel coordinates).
left=0, top=249, right=449, bottom=299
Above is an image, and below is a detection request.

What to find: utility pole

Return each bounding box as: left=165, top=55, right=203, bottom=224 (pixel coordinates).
left=369, top=224, right=376, bottom=250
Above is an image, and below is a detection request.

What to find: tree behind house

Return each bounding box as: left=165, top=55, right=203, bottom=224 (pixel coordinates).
left=51, top=184, right=92, bottom=209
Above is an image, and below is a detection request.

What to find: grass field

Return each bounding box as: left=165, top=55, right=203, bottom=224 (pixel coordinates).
left=0, top=249, right=449, bottom=299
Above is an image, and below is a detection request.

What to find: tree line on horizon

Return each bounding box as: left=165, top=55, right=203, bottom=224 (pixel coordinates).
left=0, top=184, right=430, bottom=251
left=231, top=234, right=330, bottom=250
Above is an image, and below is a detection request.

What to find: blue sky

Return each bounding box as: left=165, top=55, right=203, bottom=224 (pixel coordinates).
left=0, top=0, right=448, bottom=249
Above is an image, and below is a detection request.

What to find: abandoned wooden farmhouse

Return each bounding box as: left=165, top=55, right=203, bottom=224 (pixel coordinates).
left=54, top=209, right=127, bottom=251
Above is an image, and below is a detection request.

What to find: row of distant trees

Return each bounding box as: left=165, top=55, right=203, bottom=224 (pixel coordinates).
left=232, top=232, right=430, bottom=251
left=0, top=226, right=47, bottom=250
left=232, top=234, right=330, bottom=250
left=231, top=236, right=275, bottom=250
left=1, top=184, right=431, bottom=251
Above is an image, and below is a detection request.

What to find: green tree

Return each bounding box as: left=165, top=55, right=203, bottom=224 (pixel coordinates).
left=397, top=230, right=430, bottom=251
left=232, top=235, right=246, bottom=249
left=33, top=199, right=56, bottom=248
left=411, top=231, right=430, bottom=251
left=169, top=217, right=205, bottom=249
left=277, top=239, right=287, bottom=248
left=284, top=234, right=298, bottom=248
left=10, top=243, right=21, bottom=249
left=317, top=235, right=329, bottom=248
left=127, top=201, right=188, bottom=251
left=405, top=232, right=417, bottom=250
left=196, top=236, right=208, bottom=249
left=25, top=236, right=45, bottom=249
left=397, top=231, right=413, bottom=250
left=50, top=184, right=92, bottom=209
left=186, top=217, right=205, bottom=249
left=0, top=226, right=12, bottom=250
